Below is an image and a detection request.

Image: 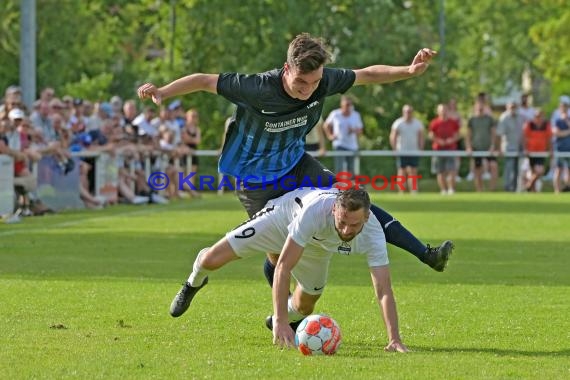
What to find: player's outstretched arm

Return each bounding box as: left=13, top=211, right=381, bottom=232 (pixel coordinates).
left=370, top=265, right=409, bottom=353
left=137, top=74, right=219, bottom=105
left=272, top=237, right=304, bottom=348
left=353, top=48, right=437, bottom=86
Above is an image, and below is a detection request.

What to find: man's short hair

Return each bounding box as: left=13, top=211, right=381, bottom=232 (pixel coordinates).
left=287, top=33, right=332, bottom=74
left=335, top=189, right=370, bottom=213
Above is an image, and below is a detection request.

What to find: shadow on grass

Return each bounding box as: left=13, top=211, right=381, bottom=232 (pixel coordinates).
left=346, top=344, right=570, bottom=358
left=1, top=231, right=569, bottom=288
left=411, top=345, right=570, bottom=357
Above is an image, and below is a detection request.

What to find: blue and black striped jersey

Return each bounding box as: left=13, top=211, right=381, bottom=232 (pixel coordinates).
left=217, top=67, right=355, bottom=182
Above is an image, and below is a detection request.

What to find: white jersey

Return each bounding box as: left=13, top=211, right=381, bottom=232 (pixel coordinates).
left=226, top=188, right=387, bottom=294
left=228, top=188, right=388, bottom=267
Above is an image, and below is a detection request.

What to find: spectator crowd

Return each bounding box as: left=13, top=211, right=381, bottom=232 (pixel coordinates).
left=1, top=84, right=569, bottom=224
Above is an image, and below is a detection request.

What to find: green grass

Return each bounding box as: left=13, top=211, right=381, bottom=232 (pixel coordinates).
left=1, top=193, right=569, bottom=379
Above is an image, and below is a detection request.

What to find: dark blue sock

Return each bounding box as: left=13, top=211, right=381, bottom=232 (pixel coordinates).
left=370, top=204, right=427, bottom=262
left=263, top=258, right=275, bottom=288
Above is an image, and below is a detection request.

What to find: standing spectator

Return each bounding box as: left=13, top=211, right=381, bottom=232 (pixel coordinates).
left=497, top=102, right=525, bottom=192
left=324, top=95, right=363, bottom=175
left=522, top=109, right=551, bottom=192
left=466, top=102, right=498, bottom=191
left=429, top=104, right=460, bottom=195
left=519, top=94, right=535, bottom=122
left=6, top=109, right=42, bottom=215
left=550, top=95, right=570, bottom=128
left=447, top=98, right=464, bottom=184
left=304, top=117, right=326, bottom=157
left=390, top=104, right=424, bottom=193
left=552, top=102, right=570, bottom=194
left=181, top=108, right=202, bottom=197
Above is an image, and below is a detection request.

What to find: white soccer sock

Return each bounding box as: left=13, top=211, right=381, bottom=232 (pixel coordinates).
left=187, top=248, right=210, bottom=287
left=288, top=296, right=307, bottom=323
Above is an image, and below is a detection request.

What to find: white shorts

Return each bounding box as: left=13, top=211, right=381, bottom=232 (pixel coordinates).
left=226, top=205, right=332, bottom=295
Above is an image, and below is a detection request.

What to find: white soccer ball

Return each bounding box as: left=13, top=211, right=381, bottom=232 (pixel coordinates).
left=295, top=314, right=342, bottom=355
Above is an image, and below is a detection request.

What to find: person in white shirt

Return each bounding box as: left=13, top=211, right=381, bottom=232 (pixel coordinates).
left=324, top=96, right=363, bottom=175
left=169, top=187, right=410, bottom=353
left=519, top=94, right=536, bottom=123
left=390, top=104, right=424, bottom=193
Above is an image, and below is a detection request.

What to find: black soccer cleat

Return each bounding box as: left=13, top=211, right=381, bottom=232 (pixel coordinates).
left=424, top=240, right=454, bottom=272
left=169, top=277, right=208, bottom=317
left=265, top=315, right=303, bottom=333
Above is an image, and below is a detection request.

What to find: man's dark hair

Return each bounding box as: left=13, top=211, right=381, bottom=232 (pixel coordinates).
left=287, top=33, right=332, bottom=74
left=335, top=188, right=371, bottom=213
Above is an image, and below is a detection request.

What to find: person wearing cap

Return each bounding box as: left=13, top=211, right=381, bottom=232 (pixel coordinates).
left=168, top=99, right=186, bottom=130
left=4, top=109, right=42, bottom=216
left=87, top=102, right=113, bottom=132
left=550, top=95, right=570, bottom=127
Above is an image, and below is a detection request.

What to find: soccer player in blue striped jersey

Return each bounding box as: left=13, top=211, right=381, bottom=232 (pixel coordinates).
left=138, top=33, right=453, bottom=285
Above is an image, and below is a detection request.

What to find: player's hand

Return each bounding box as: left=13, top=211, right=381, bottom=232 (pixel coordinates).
left=137, top=83, right=163, bottom=105
left=384, top=340, right=409, bottom=353
left=273, top=321, right=296, bottom=348
left=409, top=48, right=437, bottom=76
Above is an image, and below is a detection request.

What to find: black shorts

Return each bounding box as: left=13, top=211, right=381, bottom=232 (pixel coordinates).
left=397, top=156, right=419, bottom=169
left=236, top=153, right=335, bottom=217
left=529, top=157, right=545, bottom=167
left=474, top=156, right=497, bottom=168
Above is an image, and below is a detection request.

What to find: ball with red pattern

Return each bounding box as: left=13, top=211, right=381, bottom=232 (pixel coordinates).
left=294, top=314, right=342, bottom=356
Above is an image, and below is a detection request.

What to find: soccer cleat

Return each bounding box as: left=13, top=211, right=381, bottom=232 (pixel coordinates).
left=424, top=240, right=454, bottom=272
left=169, top=277, right=208, bottom=317
left=265, top=315, right=303, bottom=333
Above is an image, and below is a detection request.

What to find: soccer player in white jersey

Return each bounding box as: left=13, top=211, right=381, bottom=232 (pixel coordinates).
left=170, top=188, right=408, bottom=353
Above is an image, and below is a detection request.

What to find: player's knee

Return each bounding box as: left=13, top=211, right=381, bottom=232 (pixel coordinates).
left=200, top=248, right=226, bottom=270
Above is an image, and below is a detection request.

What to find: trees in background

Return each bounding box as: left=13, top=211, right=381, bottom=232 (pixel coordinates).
left=0, top=0, right=567, bottom=148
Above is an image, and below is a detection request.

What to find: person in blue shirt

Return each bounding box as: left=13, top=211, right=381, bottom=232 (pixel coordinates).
left=138, top=33, right=452, bottom=289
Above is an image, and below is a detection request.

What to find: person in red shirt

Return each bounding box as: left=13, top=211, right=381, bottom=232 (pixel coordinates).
left=522, top=109, right=551, bottom=192
left=429, top=104, right=460, bottom=194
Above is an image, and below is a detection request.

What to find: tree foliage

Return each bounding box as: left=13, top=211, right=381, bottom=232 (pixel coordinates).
left=0, top=0, right=567, bottom=148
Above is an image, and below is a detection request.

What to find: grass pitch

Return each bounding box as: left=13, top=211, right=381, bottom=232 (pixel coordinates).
left=0, top=192, right=569, bottom=379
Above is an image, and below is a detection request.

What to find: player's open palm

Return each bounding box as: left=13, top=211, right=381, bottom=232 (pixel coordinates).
left=273, top=323, right=296, bottom=348
left=137, top=83, right=162, bottom=105
left=384, top=340, right=409, bottom=353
